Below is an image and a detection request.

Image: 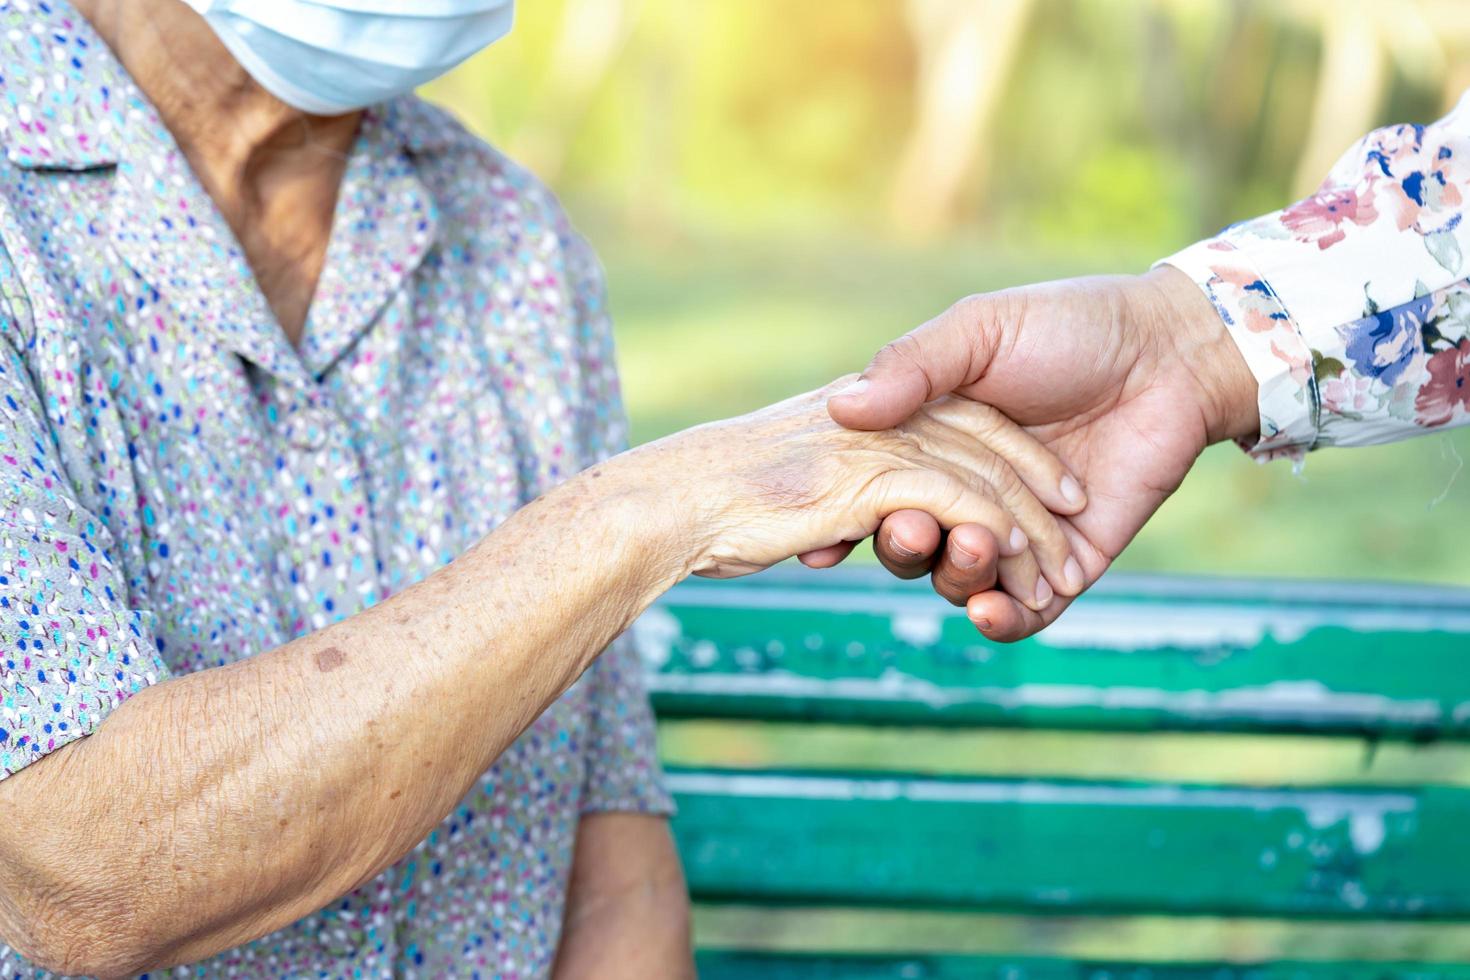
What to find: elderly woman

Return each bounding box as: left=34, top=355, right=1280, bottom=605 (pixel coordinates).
left=0, top=1, right=1090, bottom=977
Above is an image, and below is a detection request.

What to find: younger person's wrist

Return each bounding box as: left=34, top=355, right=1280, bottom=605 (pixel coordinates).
left=1137, top=265, right=1260, bottom=446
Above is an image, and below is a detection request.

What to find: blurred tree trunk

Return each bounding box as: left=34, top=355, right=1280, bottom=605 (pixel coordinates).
left=1412, top=1, right=1470, bottom=111
left=886, top=0, right=1035, bottom=240
left=1290, top=0, right=1385, bottom=197
left=523, top=0, right=639, bottom=182
left=1287, top=0, right=1470, bottom=197
left=619, top=0, right=689, bottom=247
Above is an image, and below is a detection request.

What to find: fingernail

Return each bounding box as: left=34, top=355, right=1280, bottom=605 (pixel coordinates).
left=889, top=536, right=920, bottom=559
left=836, top=378, right=869, bottom=398
left=951, top=546, right=978, bottom=569
left=1035, top=578, right=1053, bottom=608
left=972, top=617, right=992, bottom=632
left=1063, top=557, right=1084, bottom=592
left=1008, top=527, right=1027, bottom=554
left=1059, top=475, right=1084, bottom=507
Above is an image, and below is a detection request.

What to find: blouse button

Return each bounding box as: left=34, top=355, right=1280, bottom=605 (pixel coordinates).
left=287, top=405, right=333, bottom=451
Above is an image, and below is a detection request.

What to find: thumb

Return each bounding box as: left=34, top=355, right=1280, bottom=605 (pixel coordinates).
left=827, top=299, right=995, bottom=431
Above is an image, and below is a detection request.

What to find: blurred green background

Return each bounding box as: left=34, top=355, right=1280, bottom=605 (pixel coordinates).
left=425, top=0, right=1470, bottom=963
left=426, top=0, right=1470, bottom=586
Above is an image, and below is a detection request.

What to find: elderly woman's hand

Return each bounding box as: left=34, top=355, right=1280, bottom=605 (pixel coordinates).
left=628, top=377, right=1088, bottom=611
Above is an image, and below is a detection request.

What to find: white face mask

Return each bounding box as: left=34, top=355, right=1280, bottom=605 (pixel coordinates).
left=183, top=0, right=516, bottom=115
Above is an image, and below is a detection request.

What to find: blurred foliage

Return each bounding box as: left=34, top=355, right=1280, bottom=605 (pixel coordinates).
left=426, top=0, right=1470, bottom=961
left=424, top=0, right=1470, bottom=586
left=429, top=0, right=1462, bottom=242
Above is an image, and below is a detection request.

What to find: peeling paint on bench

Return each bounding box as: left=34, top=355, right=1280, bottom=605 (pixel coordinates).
left=654, top=570, right=1470, bottom=976
left=644, top=570, right=1470, bottom=739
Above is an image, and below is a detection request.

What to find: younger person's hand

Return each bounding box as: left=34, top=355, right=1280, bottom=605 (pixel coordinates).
left=823, top=268, right=1258, bottom=639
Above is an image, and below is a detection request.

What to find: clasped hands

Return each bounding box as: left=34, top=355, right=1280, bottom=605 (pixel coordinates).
left=643, top=265, right=1260, bottom=643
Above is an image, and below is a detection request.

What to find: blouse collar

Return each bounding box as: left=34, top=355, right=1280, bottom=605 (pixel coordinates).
left=0, top=0, right=454, bottom=171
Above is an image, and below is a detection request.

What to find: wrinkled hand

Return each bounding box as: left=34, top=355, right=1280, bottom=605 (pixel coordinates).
left=637, top=379, right=1085, bottom=607
left=815, top=265, right=1259, bottom=641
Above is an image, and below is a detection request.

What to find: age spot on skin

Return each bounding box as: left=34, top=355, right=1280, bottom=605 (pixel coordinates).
left=314, top=646, right=347, bottom=673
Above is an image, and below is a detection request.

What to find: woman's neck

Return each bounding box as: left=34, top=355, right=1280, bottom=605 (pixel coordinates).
left=71, top=0, right=362, bottom=345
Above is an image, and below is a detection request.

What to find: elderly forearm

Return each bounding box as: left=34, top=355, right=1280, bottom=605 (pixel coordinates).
left=0, top=462, right=688, bottom=977
left=0, top=378, right=1045, bottom=975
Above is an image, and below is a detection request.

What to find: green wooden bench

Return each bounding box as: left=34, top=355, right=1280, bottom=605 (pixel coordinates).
left=640, top=568, right=1470, bottom=978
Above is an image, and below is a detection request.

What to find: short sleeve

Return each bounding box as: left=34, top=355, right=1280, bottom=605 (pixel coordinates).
left=559, top=215, right=630, bottom=466
left=1160, top=92, right=1470, bottom=461
left=578, top=633, right=673, bottom=816
left=556, top=216, right=672, bottom=816
left=0, top=255, right=168, bottom=779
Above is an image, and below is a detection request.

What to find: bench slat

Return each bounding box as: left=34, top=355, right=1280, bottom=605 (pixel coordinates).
left=670, top=767, right=1470, bottom=919
left=695, top=951, right=1470, bottom=979
left=643, top=570, right=1470, bottom=741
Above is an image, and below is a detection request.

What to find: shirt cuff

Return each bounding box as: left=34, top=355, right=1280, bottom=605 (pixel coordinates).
left=1157, top=238, right=1320, bottom=463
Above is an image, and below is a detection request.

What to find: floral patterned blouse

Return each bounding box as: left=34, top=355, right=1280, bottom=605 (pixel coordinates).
left=0, top=2, right=668, bottom=977
left=1165, top=92, right=1470, bottom=462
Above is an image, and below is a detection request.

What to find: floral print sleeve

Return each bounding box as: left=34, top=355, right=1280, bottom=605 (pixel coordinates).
left=0, top=248, right=168, bottom=778
left=1162, top=92, right=1470, bottom=462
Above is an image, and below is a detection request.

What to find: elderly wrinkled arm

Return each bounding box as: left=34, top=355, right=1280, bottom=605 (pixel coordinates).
left=0, top=464, right=691, bottom=977
left=0, top=359, right=1079, bottom=976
